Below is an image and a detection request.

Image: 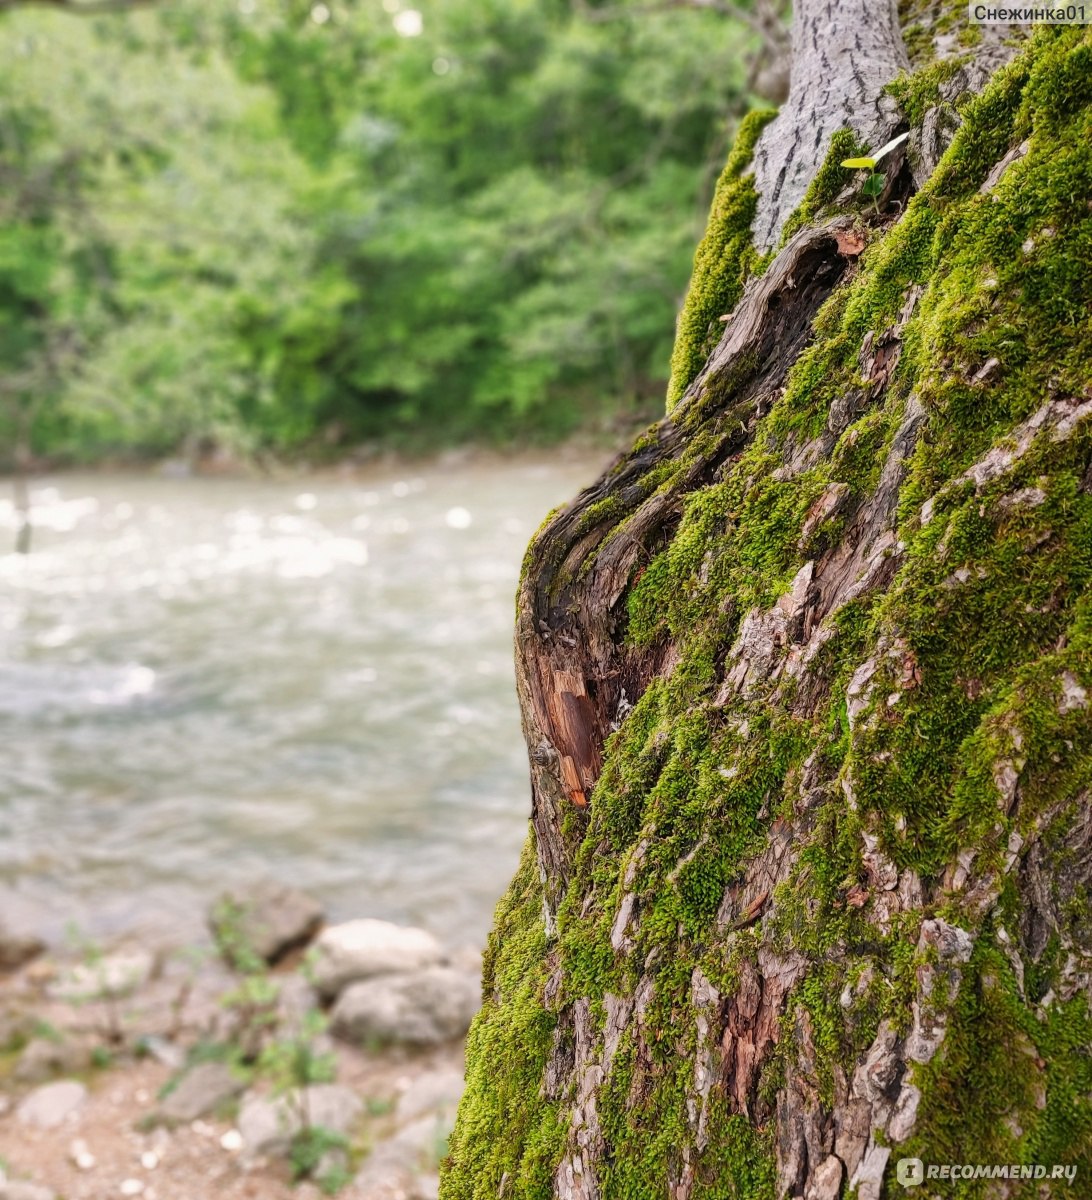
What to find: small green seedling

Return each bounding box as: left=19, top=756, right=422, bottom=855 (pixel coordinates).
left=841, top=131, right=909, bottom=213
left=840, top=131, right=909, bottom=171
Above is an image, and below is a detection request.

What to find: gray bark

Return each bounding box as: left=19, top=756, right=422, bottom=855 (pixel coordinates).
left=749, top=0, right=909, bottom=251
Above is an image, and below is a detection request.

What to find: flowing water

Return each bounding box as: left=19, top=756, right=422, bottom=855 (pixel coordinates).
left=0, top=455, right=603, bottom=950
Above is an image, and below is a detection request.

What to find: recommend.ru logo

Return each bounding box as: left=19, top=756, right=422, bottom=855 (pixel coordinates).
left=896, top=1158, right=1079, bottom=1187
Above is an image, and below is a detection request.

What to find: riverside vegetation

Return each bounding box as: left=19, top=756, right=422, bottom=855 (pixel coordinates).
left=0, top=0, right=767, bottom=465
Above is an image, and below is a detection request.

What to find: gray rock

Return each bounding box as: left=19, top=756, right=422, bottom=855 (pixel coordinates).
left=390, top=1113, right=454, bottom=1166
left=311, top=920, right=443, bottom=1001
left=0, top=889, right=46, bottom=974
left=0, top=1181, right=57, bottom=1200
left=48, top=950, right=154, bottom=1001
left=353, top=1117, right=451, bottom=1199
left=330, top=967, right=478, bottom=1047
left=139, top=1035, right=186, bottom=1070
left=209, top=880, right=324, bottom=967
left=156, top=1061, right=245, bottom=1125
left=0, top=925, right=45, bottom=974
left=277, top=973, right=320, bottom=1023
left=395, top=1067, right=465, bottom=1122
left=14, top=1037, right=94, bottom=1084
left=16, top=1080, right=88, bottom=1129
left=448, top=945, right=483, bottom=977
left=351, top=1154, right=416, bottom=1200
left=237, top=1084, right=362, bottom=1160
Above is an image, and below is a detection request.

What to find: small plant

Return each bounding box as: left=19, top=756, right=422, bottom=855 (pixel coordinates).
left=220, top=972, right=280, bottom=1063
left=30, top=1019, right=63, bottom=1044
left=317, top=1156, right=354, bottom=1196
left=841, top=131, right=909, bottom=214
left=90, top=1045, right=114, bottom=1070
left=289, top=1124, right=350, bottom=1188
left=209, top=897, right=266, bottom=976
left=167, top=944, right=208, bottom=1040
left=213, top=900, right=281, bottom=1061
left=61, top=925, right=134, bottom=1046
left=259, top=1009, right=349, bottom=1190
left=259, top=1009, right=337, bottom=1098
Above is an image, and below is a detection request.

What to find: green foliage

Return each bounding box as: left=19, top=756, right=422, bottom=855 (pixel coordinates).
left=259, top=1009, right=338, bottom=1096
left=0, top=0, right=760, bottom=461
left=209, top=898, right=264, bottom=977
left=289, top=1124, right=351, bottom=1187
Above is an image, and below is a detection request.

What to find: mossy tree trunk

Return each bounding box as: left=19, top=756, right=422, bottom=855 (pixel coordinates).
left=443, top=4, right=1092, bottom=1198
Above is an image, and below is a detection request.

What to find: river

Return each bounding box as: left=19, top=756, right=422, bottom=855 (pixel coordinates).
left=0, top=455, right=603, bottom=952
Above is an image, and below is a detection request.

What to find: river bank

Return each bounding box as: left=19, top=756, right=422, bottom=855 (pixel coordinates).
left=0, top=423, right=634, bottom=485
left=0, top=881, right=478, bottom=1200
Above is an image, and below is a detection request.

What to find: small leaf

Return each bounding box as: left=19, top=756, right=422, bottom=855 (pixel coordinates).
left=840, top=133, right=908, bottom=172
left=861, top=172, right=885, bottom=198
left=870, top=131, right=910, bottom=164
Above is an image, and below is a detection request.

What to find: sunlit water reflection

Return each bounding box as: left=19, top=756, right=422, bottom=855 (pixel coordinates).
left=0, top=458, right=602, bottom=949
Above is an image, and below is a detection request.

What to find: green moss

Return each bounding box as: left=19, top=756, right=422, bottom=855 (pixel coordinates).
left=447, top=26, right=1092, bottom=1200
left=440, top=839, right=563, bottom=1200
left=898, top=0, right=990, bottom=67
left=666, top=109, right=775, bottom=410
left=903, top=943, right=1092, bottom=1196
left=887, top=57, right=966, bottom=125
left=777, top=128, right=867, bottom=246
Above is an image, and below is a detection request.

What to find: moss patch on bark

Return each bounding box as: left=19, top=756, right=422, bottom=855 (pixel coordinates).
left=444, top=26, right=1092, bottom=1200
left=665, top=109, right=775, bottom=411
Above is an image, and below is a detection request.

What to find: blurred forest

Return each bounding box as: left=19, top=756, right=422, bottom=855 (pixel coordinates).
left=0, top=0, right=770, bottom=465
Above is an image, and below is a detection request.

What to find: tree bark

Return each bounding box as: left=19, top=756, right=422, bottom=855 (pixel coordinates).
left=749, top=0, right=907, bottom=251
left=444, top=10, right=1092, bottom=1200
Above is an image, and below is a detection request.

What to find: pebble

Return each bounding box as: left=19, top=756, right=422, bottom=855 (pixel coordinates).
left=16, top=1080, right=88, bottom=1130
left=220, top=1130, right=243, bottom=1153
left=139, top=1152, right=159, bottom=1170
left=119, top=1182, right=144, bottom=1197
left=69, top=1138, right=96, bottom=1171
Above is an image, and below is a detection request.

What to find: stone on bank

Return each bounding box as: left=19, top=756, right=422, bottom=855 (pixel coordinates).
left=209, top=880, right=325, bottom=967
left=311, top=919, right=445, bottom=1000
left=330, top=965, right=478, bottom=1047
left=237, top=1084, right=363, bottom=1160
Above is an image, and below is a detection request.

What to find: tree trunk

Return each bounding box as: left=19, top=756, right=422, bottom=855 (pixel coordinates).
left=443, top=6, right=1092, bottom=1199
